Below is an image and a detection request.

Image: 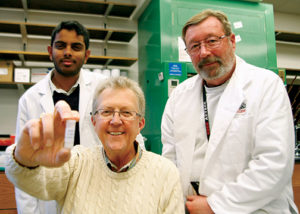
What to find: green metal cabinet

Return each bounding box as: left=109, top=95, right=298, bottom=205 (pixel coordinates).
left=138, top=0, right=277, bottom=154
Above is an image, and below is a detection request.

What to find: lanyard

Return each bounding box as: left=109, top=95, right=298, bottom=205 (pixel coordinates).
left=202, top=82, right=210, bottom=141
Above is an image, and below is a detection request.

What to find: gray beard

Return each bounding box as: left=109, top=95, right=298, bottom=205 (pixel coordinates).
left=198, top=57, right=234, bottom=81
left=200, top=64, right=228, bottom=80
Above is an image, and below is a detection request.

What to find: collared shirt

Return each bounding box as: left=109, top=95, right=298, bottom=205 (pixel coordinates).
left=49, top=69, right=81, bottom=95
left=102, top=142, right=143, bottom=173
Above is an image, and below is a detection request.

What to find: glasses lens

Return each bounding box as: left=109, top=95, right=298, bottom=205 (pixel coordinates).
left=206, top=38, right=221, bottom=48
left=96, top=109, right=138, bottom=121
left=187, top=36, right=225, bottom=56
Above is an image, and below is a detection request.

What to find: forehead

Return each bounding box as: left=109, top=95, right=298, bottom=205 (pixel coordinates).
left=185, top=16, right=224, bottom=43
left=97, top=88, right=138, bottom=109
left=54, top=29, right=85, bottom=44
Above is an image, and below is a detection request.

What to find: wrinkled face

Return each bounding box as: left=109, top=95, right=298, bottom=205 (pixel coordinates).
left=185, top=16, right=236, bottom=81
left=47, top=29, right=90, bottom=77
left=92, top=88, right=145, bottom=157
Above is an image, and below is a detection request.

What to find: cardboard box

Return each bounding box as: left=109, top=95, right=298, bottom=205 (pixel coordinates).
left=14, top=68, right=30, bottom=83
left=0, top=61, right=14, bottom=83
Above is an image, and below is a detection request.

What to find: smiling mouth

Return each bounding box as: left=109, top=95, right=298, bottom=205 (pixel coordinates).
left=108, top=132, right=124, bottom=136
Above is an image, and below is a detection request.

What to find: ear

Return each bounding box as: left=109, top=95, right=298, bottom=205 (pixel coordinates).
left=229, top=33, right=236, bottom=51
left=47, top=46, right=53, bottom=61
left=91, top=115, right=96, bottom=127
left=84, top=49, right=91, bottom=64
left=138, top=117, right=145, bottom=132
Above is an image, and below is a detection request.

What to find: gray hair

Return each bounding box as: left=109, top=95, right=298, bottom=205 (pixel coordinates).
left=182, top=9, right=232, bottom=44
left=92, top=76, right=145, bottom=118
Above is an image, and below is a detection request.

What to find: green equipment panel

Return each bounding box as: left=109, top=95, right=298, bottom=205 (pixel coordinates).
left=138, top=0, right=277, bottom=154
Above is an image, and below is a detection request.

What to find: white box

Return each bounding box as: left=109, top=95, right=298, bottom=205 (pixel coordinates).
left=31, top=68, right=49, bottom=83
left=14, top=68, right=30, bottom=83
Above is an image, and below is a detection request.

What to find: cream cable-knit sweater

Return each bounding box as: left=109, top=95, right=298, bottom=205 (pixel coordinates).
left=6, top=145, right=184, bottom=214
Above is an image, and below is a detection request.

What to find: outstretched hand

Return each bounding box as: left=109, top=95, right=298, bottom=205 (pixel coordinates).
left=14, top=100, right=80, bottom=168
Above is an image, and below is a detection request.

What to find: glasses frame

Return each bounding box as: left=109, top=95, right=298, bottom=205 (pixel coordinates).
left=185, top=35, right=227, bottom=56
left=90, top=109, right=142, bottom=121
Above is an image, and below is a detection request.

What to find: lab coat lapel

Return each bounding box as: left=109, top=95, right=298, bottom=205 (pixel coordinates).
left=203, top=67, right=245, bottom=168
left=176, top=76, right=203, bottom=196
left=39, top=73, right=55, bottom=113
left=79, top=71, right=92, bottom=130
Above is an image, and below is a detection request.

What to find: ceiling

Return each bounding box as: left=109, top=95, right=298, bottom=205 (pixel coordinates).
left=262, top=0, right=300, bottom=15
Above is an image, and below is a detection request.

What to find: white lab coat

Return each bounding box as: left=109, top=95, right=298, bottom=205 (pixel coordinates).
left=14, top=69, right=145, bottom=214
left=162, top=56, right=298, bottom=213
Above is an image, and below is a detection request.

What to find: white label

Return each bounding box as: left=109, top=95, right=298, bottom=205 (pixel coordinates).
left=64, top=120, right=76, bottom=149
left=0, top=68, right=8, bottom=75
left=234, top=21, right=243, bottom=29
left=235, top=35, right=242, bottom=43
left=178, top=37, right=191, bottom=62
left=14, top=68, right=30, bottom=82
left=158, top=72, right=164, bottom=81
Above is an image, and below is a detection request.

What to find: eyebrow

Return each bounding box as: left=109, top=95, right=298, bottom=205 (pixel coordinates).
left=189, top=34, right=221, bottom=43
left=54, top=41, right=84, bottom=46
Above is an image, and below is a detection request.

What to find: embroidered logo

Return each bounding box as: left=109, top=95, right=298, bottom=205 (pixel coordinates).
left=237, top=102, right=246, bottom=114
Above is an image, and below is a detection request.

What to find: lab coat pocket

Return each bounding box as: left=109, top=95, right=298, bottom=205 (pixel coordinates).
left=221, top=114, right=254, bottom=172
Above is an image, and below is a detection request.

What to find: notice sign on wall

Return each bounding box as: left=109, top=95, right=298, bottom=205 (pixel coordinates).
left=169, top=63, right=182, bottom=76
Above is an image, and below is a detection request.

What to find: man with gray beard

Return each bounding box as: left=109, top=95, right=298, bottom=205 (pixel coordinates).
left=161, top=9, right=298, bottom=214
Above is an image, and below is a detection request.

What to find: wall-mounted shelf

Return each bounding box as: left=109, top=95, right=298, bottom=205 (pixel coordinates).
left=275, top=30, right=300, bottom=44
left=0, top=50, right=137, bottom=67
left=0, top=21, right=136, bottom=43
left=0, top=0, right=136, bottom=18
left=0, top=82, right=33, bottom=90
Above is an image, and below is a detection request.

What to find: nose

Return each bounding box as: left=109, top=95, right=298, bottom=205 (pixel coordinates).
left=199, top=44, right=211, bottom=58
left=110, top=112, right=122, bottom=124
left=64, top=45, right=72, bottom=57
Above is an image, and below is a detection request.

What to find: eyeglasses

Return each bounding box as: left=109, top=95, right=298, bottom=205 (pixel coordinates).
left=185, top=35, right=227, bottom=56
left=91, top=109, right=142, bottom=121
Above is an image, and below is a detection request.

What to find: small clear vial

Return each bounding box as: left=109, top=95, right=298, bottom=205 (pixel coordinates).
left=64, top=120, right=76, bottom=149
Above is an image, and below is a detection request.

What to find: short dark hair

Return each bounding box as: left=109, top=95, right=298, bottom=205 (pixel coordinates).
left=50, top=20, right=90, bottom=49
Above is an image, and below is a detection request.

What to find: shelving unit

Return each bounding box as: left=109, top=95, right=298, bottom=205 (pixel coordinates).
left=0, top=0, right=149, bottom=137
left=274, top=30, right=300, bottom=124
left=0, top=0, right=144, bottom=78
left=0, top=50, right=137, bottom=67
left=0, top=21, right=136, bottom=43
left=0, top=0, right=136, bottom=18
left=0, top=0, right=140, bottom=70
left=276, top=30, right=300, bottom=43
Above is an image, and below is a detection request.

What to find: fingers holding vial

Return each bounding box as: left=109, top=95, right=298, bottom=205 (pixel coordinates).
left=53, top=101, right=80, bottom=149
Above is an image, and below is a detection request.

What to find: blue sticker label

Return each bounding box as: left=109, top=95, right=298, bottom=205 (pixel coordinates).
left=169, top=63, right=182, bottom=76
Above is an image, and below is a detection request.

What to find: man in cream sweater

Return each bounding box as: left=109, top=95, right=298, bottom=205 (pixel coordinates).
left=6, top=77, right=184, bottom=214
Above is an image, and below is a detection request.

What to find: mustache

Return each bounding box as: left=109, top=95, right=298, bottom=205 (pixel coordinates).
left=197, top=57, right=222, bottom=68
